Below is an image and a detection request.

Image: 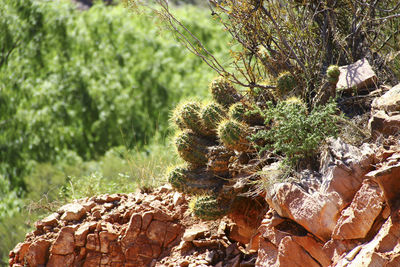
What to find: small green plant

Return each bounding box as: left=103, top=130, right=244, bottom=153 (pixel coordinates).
left=217, top=119, right=250, bottom=152
left=189, top=195, right=229, bottom=220
left=251, top=100, right=339, bottom=166
left=276, top=71, right=296, bottom=98
left=327, top=65, right=340, bottom=84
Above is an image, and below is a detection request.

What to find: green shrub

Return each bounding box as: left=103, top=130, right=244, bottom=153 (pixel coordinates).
left=251, top=100, right=339, bottom=166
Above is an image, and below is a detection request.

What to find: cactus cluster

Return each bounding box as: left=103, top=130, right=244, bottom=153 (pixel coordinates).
left=201, top=102, right=227, bottom=133
left=174, top=131, right=209, bottom=166
left=167, top=76, right=265, bottom=220
left=217, top=120, right=250, bottom=152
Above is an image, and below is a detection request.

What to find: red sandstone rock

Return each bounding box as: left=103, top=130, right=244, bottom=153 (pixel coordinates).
left=366, top=156, right=400, bottom=221
left=182, top=224, right=209, bottom=242
left=121, top=213, right=142, bottom=249
left=267, top=182, right=342, bottom=241
left=47, top=253, right=75, bottom=267
left=371, top=83, right=400, bottom=114
left=369, top=110, right=400, bottom=137
left=337, top=58, right=378, bottom=91
left=58, top=203, right=87, bottom=221
left=146, top=220, right=167, bottom=246
left=332, top=180, right=384, bottom=240
left=25, top=239, right=51, bottom=266
left=50, top=226, right=75, bottom=255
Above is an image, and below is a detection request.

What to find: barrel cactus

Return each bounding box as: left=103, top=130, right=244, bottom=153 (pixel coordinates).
left=327, top=65, right=340, bottom=84
left=174, top=131, right=209, bottom=166
left=209, top=77, right=240, bottom=108
left=167, top=165, right=191, bottom=192
left=217, top=120, right=250, bottom=151
left=276, top=71, right=296, bottom=97
left=189, top=195, right=229, bottom=220
left=206, top=146, right=233, bottom=177
left=172, top=101, right=210, bottom=136
left=167, top=165, right=221, bottom=195
left=229, top=102, right=247, bottom=122
left=201, top=102, right=227, bottom=133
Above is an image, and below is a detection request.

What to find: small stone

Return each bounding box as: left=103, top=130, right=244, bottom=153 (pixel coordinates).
left=173, top=192, right=185, bottom=206
left=182, top=224, right=209, bottom=242
left=41, top=213, right=60, bottom=227
left=180, top=260, right=190, bottom=267
left=59, top=203, right=86, bottom=221
left=337, top=58, right=377, bottom=91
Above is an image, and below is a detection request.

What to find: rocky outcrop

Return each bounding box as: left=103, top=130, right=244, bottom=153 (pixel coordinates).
left=9, top=186, right=261, bottom=267
left=10, top=186, right=187, bottom=267
left=258, top=141, right=400, bottom=267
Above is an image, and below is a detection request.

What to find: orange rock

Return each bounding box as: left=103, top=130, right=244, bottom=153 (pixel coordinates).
left=121, top=213, right=142, bottom=249
left=332, top=180, right=384, bottom=240
left=86, top=232, right=100, bottom=252
left=47, top=253, right=75, bottom=267
left=50, top=226, right=75, bottom=255
left=25, top=239, right=51, bottom=266
left=146, top=220, right=167, bottom=246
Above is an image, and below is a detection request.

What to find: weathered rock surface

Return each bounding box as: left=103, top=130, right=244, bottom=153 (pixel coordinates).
left=369, top=83, right=400, bottom=137
left=371, top=83, right=400, bottom=114
left=366, top=150, right=400, bottom=221
left=369, top=110, right=400, bottom=137
left=332, top=180, right=384, bottom=240
left=9, top=186, right=259, bottom=267
left=9, top=141, right=400, bottom=267
left=337, top=58, right=378, bottom=91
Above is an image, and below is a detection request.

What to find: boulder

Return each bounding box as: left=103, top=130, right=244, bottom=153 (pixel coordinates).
left=25, top=239, right=51, bottom=266
left=267, top=182, right=342, bottom=241
left=332, top=180, right=384, bottom=240
left=337, top=58, right=378, bottom=91
left=320, top=138, right=376, bottom=204
left=50, top=226, right=75, bottom=255
left=371, top=83, right=400, bottom=114
left=335, top=217, right=400, bottom=266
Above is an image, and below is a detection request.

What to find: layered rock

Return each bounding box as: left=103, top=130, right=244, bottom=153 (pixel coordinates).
left=9, top=141, right=400, bottom=267
left=369, top=83, right=400, bottom=137
left=9, top=186, right=259, bottom=267
left=258, top=142, right=400, bottom=267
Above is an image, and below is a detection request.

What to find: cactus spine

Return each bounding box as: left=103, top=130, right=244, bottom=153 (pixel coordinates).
left=189, top=195, right=229, bottom=220
left=217, top=120, right=249, bottom=151
left=174, top=131, right=209, bottom=166
left=209, top=77, right=240, bottom=108
left=201, top=102, right=227, bottom=133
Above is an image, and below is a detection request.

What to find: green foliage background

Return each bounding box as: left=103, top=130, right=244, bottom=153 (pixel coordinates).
left=0, top=0, right=229, bottom=262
